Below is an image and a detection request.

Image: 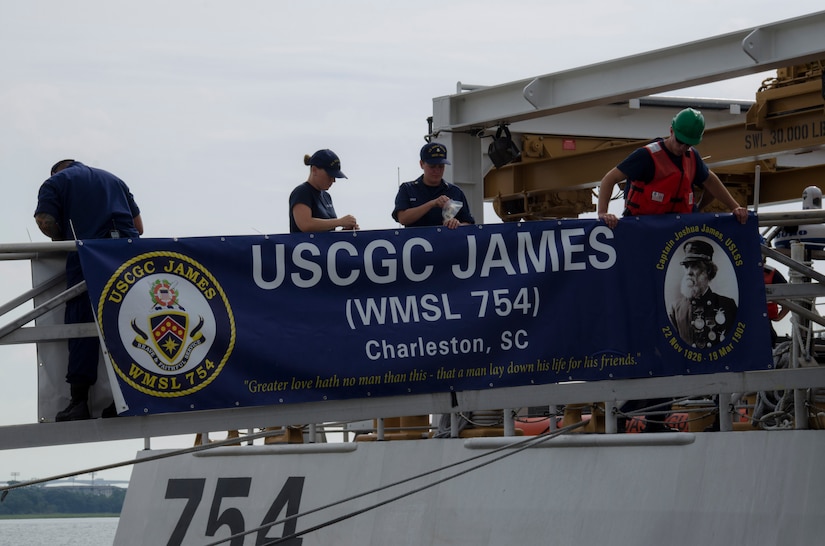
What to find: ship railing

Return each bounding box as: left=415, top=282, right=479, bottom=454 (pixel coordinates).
left=3, top=213, right=825, bottom=452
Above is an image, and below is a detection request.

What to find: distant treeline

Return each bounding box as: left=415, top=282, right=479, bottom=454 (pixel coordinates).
left=0, top=484, right=125, bottom=516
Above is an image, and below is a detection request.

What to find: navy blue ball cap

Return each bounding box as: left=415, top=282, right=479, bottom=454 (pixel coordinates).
left=420, top=142, right=451, bottom=165
left=681, top=240, right=714, bottom=264
left=309, top=149, right=347, bottom=179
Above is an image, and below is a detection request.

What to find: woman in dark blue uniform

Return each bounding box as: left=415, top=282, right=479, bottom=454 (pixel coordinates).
left=288, top=149, right=358, bottom=233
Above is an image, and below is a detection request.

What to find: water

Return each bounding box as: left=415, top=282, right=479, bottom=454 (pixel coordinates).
left=0, top=517, right=118, bottom=546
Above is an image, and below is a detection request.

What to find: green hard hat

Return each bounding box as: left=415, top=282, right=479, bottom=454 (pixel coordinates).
left=671, top=108, right=705, bottom=145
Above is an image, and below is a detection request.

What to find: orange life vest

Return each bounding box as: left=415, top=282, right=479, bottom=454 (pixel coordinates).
left=625, top=141, right=696, bottom=216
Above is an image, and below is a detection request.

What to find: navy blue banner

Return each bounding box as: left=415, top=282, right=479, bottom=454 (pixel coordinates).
left=78, top=213, right=771, bottom=415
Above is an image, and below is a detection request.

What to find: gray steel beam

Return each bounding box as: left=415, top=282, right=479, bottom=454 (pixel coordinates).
left=0, top=282, right=87, bottom=341
left=0, top=323, right=98, bottom=345
left=0, top=241, right=77, bottom=254
left=0, top=274, right=64, bottom=318
left=433, top=10, right=825, bottom=132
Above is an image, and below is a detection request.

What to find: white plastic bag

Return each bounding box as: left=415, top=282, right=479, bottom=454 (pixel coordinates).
left=442, top=199, right=463, bottom=221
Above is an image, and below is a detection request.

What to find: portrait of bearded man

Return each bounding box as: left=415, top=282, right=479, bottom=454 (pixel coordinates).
left=668, top=239, right=738, bottom=349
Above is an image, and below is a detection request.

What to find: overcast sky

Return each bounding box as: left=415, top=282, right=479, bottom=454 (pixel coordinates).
left=1, top=1, right=823, bottom=485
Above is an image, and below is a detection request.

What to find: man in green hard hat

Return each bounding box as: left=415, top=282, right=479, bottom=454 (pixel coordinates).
left=596, top=107, right=748, bottom=228
left=595, top=107, right=748, bottom=433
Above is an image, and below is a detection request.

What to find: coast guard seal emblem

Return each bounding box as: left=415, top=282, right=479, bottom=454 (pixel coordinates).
left=131, top=279, right=205, bottom=371
left=97, top=252, right=235, bottom=398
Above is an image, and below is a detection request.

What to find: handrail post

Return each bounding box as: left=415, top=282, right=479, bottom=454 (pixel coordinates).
left=503, top=409, right=515, bottom=436
left=604, top=400, right=617, bottom=434
left=450, top=413, right=459, bottom=438
left=718, top=392, right=733, bottom=432
left=791, top=241, right=810, bottom=430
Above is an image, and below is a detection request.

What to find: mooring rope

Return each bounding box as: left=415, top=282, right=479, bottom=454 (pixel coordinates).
left=201, top=420, right=589, bottom=546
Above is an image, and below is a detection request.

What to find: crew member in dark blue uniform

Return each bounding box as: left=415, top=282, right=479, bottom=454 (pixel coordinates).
left=394, top=143, right=475, bottom=437
left=34, top=159, right=143, bottom=421
left=289, top=149, right=358, bottom=233
left=392, top=142, right=475, bottom=229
